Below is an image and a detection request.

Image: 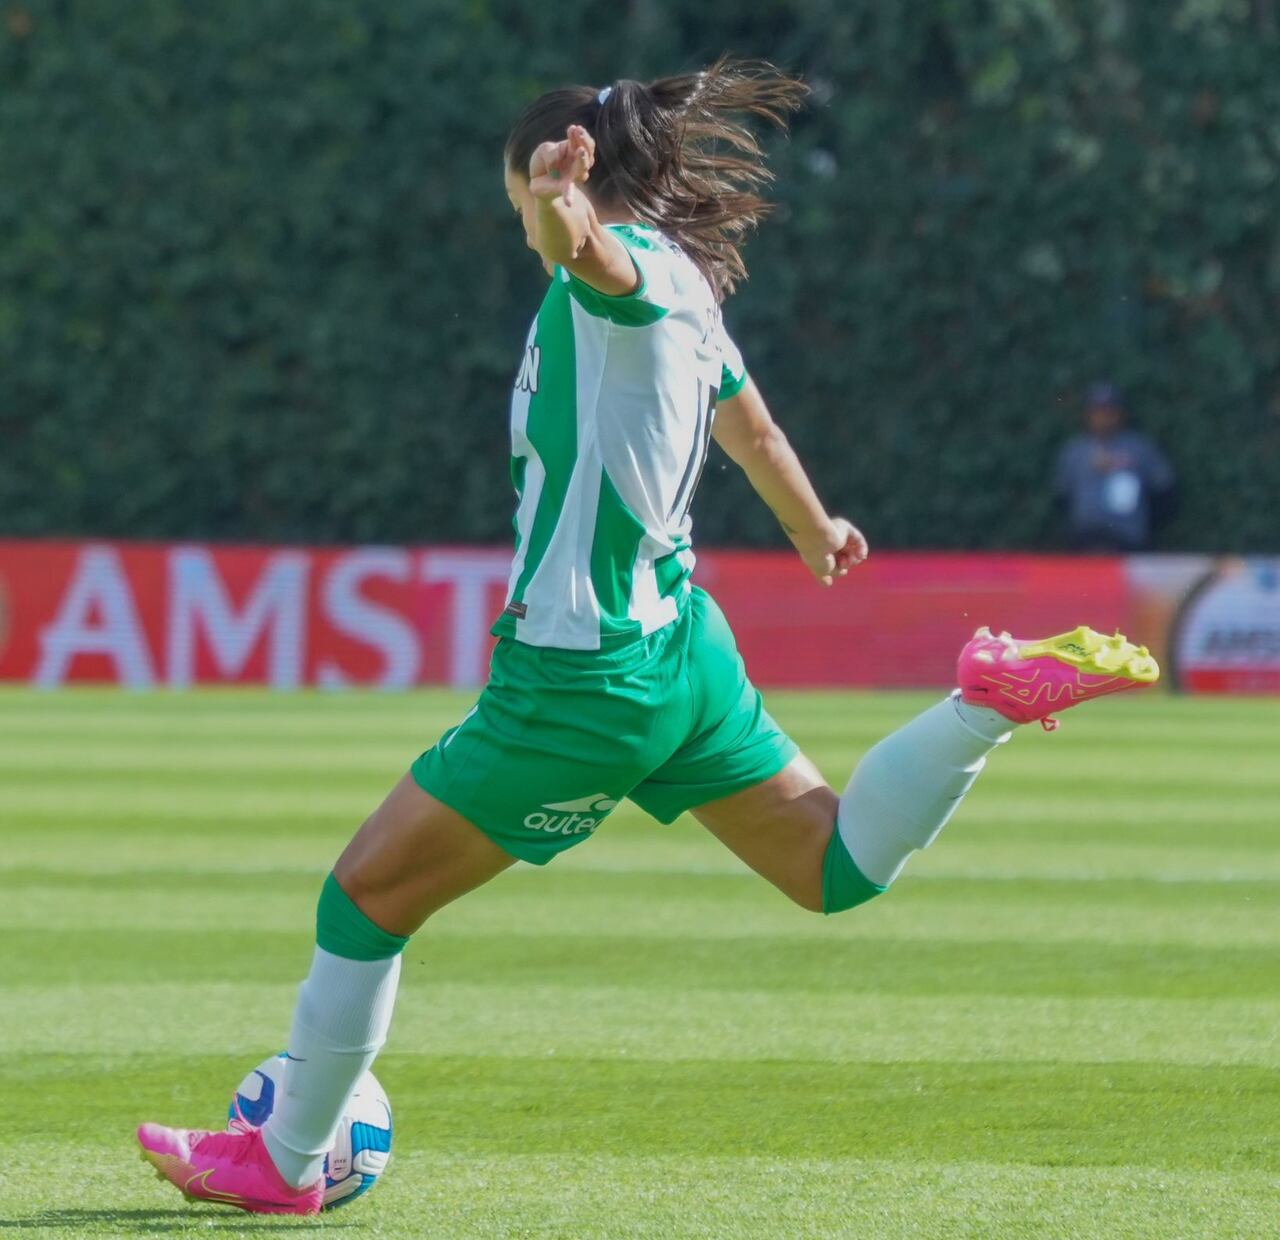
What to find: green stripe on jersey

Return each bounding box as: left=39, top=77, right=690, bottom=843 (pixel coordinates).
left=590, top=472, right=647, bottom=642
left=561, top=225, right=670, bottom=326
left=509, top=454, right=527, bottom=547
left=563, top=270, right=668, bottom=326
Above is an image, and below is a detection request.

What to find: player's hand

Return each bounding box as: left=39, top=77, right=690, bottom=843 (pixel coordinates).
left=529, top=125, right=595, bottom=205
left=794, top=517, right=869, bottom=586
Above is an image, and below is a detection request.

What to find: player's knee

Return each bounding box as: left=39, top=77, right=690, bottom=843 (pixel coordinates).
left=789, top=881, right=827, bottom=915
left=316, top=871, right=410, bottom=960
left=330, top=855, right=387, bottom=918
left=780, top=826, right=885, bottom=915
left=776, top=825, right=838, bottom=913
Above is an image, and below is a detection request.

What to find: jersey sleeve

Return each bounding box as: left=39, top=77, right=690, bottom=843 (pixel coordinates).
left=716, top=319, right=748, bottom=399
left=556, top=225, right=677, bottom=327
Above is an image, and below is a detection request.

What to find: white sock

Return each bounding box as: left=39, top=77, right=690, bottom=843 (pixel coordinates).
left=262, top=947, right=402, bottom=1188
left=837, top=692, right=1013, bottom=886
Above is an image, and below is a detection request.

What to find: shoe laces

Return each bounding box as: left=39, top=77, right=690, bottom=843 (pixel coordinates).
left=193, top=1127, right=260, bottom=1167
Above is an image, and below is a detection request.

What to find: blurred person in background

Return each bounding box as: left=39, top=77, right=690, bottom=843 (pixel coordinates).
left=1054, top=382, right=1177, bottom=552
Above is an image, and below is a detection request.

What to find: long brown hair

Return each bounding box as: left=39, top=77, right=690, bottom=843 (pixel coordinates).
left=505, top=58, right=808, bottom=300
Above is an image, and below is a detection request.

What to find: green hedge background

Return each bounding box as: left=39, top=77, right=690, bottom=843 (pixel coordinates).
left=3, top=0, right=1278, bottom=551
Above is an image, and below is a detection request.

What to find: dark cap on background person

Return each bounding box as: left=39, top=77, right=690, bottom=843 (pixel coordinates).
left=1084, top=381, right=1125, bottom=436
left=1086, top=381, right=1123, bottom=410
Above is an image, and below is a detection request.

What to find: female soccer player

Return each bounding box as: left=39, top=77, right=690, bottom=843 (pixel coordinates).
left=138, top=61, right=1157, bottom=1214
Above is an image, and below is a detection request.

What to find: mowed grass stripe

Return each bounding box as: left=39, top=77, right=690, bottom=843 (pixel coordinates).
left=2, top=741, right=421, bottom=774
left=4, top=827, right=1278, bottom=882
left=765, top=692, right=1276, bottom=739
left=2, top=871, right=1273, bottom=948
left=8, top=807, right=1279, bottom=860
left=7, top=769, right=1277, bottom=807
left=5, top=789, right=1280, bottom=876
left=6, top=866, right=1274, bottom=901
left=16, top=692, right=1261, bottom=749
left=15, top=726, right=1280, bottom=772
left=3, top=1155, right=1275, bottom=1240
left=386, top=1055, right=1280, bottom=1171
left=873, top=841, right=1280, bottom=880
left=7, top=784, right=1276, bottom=849
left=2, top=778, right=403, bottom=811
left=2, top=982, right=1275, bottom=1066
left=8, top=709, right=1276, bottom=773
left=6, top=928, right=1277, bottom=1000
left=367, top=1153, right=1280, bottom=1239
left=2, top=1055, right=1275, bottom=1175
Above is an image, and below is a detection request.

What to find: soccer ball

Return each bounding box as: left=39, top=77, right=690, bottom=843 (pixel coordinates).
left=227, top=1052, right=392, bottom=1210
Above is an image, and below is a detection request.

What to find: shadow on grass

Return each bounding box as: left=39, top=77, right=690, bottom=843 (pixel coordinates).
left=0, top=1208, right=342, bottom=1232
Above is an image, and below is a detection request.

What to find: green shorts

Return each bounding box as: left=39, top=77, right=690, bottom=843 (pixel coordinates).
left=411, top=587, right=797, bottom=864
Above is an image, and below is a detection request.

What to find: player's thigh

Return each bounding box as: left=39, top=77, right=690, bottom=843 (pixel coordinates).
left=334, top=772, right=516, bottom=937
left=692, top=752, right=836, bottom=913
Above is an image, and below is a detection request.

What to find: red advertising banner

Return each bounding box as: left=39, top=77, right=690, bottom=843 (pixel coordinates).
left=0, top=539, right=1276, bottom=691
left=695, top=550, right=1129, bottom=689
left=0, top=541, right=512, bottom=689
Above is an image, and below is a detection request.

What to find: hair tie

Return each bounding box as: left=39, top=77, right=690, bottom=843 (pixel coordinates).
left=597, top=86, right=613, bottom=105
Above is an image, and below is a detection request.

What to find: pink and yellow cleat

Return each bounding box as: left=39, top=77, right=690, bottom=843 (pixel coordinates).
left=137, top=1122, right=323, bottom=1216
left=958, top=624, right=1159, bottom=730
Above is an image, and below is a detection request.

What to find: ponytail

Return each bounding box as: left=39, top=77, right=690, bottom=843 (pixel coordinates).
left=505, top=59, right=807, bottom=299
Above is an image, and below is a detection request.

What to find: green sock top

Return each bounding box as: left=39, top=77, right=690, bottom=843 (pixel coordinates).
left=821, top=829, right=887, bottom=915
left=316, top=872, right=409, bottom=960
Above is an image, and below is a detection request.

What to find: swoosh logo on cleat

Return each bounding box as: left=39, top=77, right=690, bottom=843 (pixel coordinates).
left=184, top=1167, right=246, bottom=1205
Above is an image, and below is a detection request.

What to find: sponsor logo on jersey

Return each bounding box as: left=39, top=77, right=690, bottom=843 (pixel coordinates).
left=523, top=794, right=618, bottom=837
left=515, top=344, right=540, bottom=394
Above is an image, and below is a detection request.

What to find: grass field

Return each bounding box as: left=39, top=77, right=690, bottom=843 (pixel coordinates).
left=0, top=688, right=1276, bottom=1239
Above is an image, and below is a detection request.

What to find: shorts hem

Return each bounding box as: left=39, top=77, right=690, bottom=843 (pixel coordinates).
left=634, top=738, right=801, bottom=825
left=409, top=757, right=550, bottom=866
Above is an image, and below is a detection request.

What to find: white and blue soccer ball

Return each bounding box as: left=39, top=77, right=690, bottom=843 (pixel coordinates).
left=228, top=1052, right=392, bottom=1210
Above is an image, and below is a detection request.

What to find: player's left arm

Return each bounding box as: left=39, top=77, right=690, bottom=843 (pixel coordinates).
left=713, top=377, right=869, bottom=586
left=528, top=125, right=638, bottom=296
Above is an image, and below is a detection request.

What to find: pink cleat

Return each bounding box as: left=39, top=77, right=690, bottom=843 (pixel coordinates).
left=137, top=1122, right=323, bottom=1215
left=958, top=624, right=1160, bottom=730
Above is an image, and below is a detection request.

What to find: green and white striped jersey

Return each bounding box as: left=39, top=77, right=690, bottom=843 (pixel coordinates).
left=492, top=224, right=747, bottom=651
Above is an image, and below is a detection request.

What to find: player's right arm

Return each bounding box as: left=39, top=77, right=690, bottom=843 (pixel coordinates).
left=714, top=377, right=869, bottom=586
left=527, top=126, right=638, bottom=296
